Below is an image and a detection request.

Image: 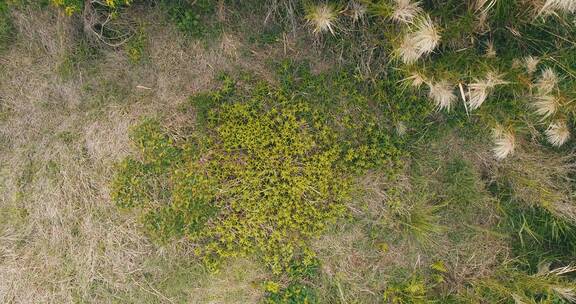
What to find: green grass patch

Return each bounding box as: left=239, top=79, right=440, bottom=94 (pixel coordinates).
left=160, top=0, right=220, bottom=39
left=0, top=1, right=15, bottom=51
left=58, top=38, right=101, bottom=80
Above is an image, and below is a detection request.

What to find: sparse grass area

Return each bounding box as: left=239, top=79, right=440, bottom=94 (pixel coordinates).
left=0, top=3, right=262, bottom=303
left=310, top=128, right=505, bottom=303
left=1, top=0, right=576, bottom=303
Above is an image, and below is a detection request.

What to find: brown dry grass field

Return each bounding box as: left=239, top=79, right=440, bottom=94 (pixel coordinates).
left=0, top=6, right=272, bottom=303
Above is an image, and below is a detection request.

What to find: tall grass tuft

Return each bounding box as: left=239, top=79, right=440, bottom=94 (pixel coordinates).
left=305, top=3, right=339, bottom=35
left=492, top=127, right=516, bottom=160
left=391, top=0, right=422, bottom=24
left=427, top=80, right=456, bottom=111
left=398, top=14, right=441, bottom=64
left=466, top=71, right=507, bottom=110
left=545, top=120, right=570, bottom=147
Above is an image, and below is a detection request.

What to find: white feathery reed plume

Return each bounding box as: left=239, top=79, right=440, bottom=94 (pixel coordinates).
left=402, top=71, right=426, bottom=88
left=536, top=67, right=559, bottom=95
left=524, top=56, right=540, bottom=74
left=492, top=127, right=516, bottom=160
left=537, top=264, right=576, bottom=302
left=533, top=95, right=558, bottom=119
left=428, top=80, right=456, bottom=111
left=398, top=40, right=420, bottom=63
left=467, top=71, right=507, bottom=110
left=467, top=84, right=488, bottom=110
left=398, top=14, right=441, bottom=64
left=546, top=120, right=570, bottom=147
left=348, top=1, right=367, bottom=23
left=305, top=4, right=339, bottom=35
left=540, top=0, right=576, bottom=15
left=391, top=0, right=422, bottom=24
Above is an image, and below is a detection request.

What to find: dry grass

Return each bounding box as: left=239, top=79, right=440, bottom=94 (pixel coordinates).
left=312, top=221, right=421, bottom=303
left=0, top=5, right=274, bottom=303
left=189, top=258, right=268, bottom=303
left=489, top=145, right=576, bottom=222
left=311, top=131, right=509, bottom=302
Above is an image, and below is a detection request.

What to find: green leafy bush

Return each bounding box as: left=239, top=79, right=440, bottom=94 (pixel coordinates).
left=111, top=118, right=217, bottom=241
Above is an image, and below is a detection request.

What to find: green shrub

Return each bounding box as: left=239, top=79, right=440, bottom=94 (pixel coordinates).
left=199, top=99, right=349, bottom=273
left=110, top=158, right=155, bottom=209
left=111, top=65, right=412, bottom=275
left=129, top=118, right=181, bottom=171
left=111, top=118, right=219, bottom=241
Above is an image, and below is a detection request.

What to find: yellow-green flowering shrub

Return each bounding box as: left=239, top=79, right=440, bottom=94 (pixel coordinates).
left=51, top=0, right=131, bottom=15
left=111, top=80, right=361, bottom=274
left=200, top=100, right=349, bottom=273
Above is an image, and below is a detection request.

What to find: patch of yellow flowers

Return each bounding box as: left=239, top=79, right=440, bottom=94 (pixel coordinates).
left=51, top=0, right=132, bottom=16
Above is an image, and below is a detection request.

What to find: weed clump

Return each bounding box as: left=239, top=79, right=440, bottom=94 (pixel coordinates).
left=263, top=282, right=317, bottom=304
left=160, top=0, right=218, bottom=38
